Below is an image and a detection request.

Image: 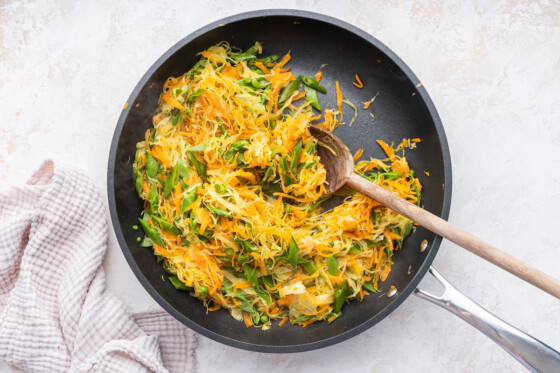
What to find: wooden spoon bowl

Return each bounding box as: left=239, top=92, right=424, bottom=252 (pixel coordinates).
left=309, top=125, right=560, bottom=299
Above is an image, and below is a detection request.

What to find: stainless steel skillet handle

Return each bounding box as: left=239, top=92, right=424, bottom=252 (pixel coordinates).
left=414, top=267, right=560, bottom=372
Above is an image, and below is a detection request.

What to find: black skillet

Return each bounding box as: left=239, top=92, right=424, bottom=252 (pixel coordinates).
left=107, top=10, right=560, bottom=368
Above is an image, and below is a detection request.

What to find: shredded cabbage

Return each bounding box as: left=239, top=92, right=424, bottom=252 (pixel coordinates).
left=132, top=42, right=422, bottom=328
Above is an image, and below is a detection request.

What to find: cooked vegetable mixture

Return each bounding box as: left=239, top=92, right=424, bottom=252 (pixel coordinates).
left=132, top=42, right=422, bottom=328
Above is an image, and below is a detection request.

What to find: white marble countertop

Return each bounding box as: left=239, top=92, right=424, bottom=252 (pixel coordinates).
left=1, top=1, right=559, bottom=372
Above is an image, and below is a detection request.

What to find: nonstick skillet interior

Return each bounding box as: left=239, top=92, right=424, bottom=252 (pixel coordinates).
left=108, top=10, right=452, bottom=352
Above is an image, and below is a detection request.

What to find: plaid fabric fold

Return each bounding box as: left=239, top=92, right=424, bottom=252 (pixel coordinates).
left=0, top=161, right=194, bottom=373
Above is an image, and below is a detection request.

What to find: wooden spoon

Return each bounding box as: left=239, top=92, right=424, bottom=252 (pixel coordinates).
left=309, top=125, right=560, bottom=299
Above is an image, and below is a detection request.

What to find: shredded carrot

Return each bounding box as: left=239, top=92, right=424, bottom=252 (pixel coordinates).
left=131, top=41, right=421, bottom=329
left=363, top=91, right=379, bottom=110
left=254, top=61, right=270, bottom=74
left=376, top=139, right=395, bottom=159
left=277, top=53, right=291, bottom=68
left=353, top=147, right=364, bottom=162
left=335, top=80, right=342, bottom=112
left=352, top=74, right=363, bottom=88
left=145, top=129, right=151, bottom=151
left=243, top=312, right=253, bottom=327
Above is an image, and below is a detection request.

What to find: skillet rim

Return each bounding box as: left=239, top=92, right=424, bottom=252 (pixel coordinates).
left=107, top=9, right=452, bottom=353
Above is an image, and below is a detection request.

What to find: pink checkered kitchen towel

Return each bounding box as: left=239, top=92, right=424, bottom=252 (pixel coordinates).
left=0, top=161, right=195, bottom=372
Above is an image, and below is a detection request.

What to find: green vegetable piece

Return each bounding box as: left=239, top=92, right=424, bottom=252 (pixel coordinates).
left=171, top=111, right=181, bottom=128
left=291, top=315, right=313, bottom=324
left=384, top=246, right=393, bottom=259
left=239, top=299, right=260, bottom=324
left=333, top=281, right=349, bottom=314
left=304, top=86, right=322, bottom=112
left=290, top=138, right=303, bottom=171
left=187, top=142, right=206, bottom=152
left=180, top=185, right=198, bottom=214
left=255, top=286, right=272, bottom=304
left=327, top=256, right=338, bottom=276
left=216, top=117, right=227, bottom=135
left=380, top=171, right=403, bottom=180
left=162, top=261, right=173, bottom=275
left=303, top=160, right=318, bottom=170
left=169, top=276, right=190, bottom=291
left=279, top=156, right=294, bottom=186
left=215, top=183, right=227, bottom=194
left=306, top=143, right=316, bottom=154
left=260, top=315, right=269, bottom=323
left=148, top=181, right=158, bottom=210
left=199, top=286, right=208, bottom=294
left=186, top=89, right=205, bottom=103
left=145, top=153, right=159, bottom=179
left=245, top=41, right=262, bottom=55
left=243, top=264, right=258, bottom=287
left=256, top=54, right=279, bottom=64
left=348, top=244, right=362, bottom=254
left=362, top=281, right=378, bottom=293
left=225, top=140, right=250, bottom=160
left=132, top=225, right=138, bottom=230
left=305, top=195, right=331, bottom=212
left=237, top=255, right=250, bottom=262
left=302, top=260, right=318, bottom=275
left=188, top=60, right=206, bottom=78
left=236, top=152, right=246, bottom=166
left=278, top=76, right=301, bottom=103
left=183, top=104, right=193, bottom=117
left=177, top=158, right=189, bottom=179
left=232, top=53, right=257, bottom=62
left=260, top=276, right=274, bottom=288
left=231, top=42, right=261, bottom=63
left=186, top=152, right=206, bottom=180
left=138, top=218, right=165, bottom=247
left=240, top=78, right=267, bottom=89
left=260, top=86, right=271, bottom=105
left=402, top=221, right=413, bottom=239
left=151, top=215, right=180, bottom=236
left=134, top=169, right=144, bottom=194
left=208, top=204, right=232, bottom=218
left=279, top=156, right=288, bottom=173
left=235, top=238, right=256, bottom=253
left=140, top=237, right=153, bottom=247
left=288, top=237, right=299, bottom=269
left=301, top=76, right=327, bottom=94
left=225, top=248, right=234, bottom=256
left=163, top=164, right=179, bottom=198
left=136, top=237, right=141, bottom=242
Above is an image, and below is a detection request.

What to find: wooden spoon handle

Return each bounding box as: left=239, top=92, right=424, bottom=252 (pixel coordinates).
left=346, top=172, right=560, bottom=299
